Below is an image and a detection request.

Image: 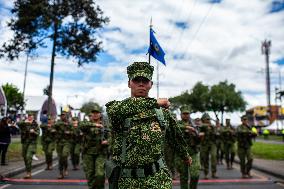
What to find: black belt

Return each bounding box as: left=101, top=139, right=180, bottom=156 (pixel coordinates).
left=121, top=158, right=165, bottom=178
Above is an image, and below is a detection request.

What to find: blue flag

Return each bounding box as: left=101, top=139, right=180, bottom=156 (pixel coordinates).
left=148, top=28, right=166, bottom=65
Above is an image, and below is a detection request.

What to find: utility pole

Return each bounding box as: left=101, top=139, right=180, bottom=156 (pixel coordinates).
left=261, top=40, right=272, bottom=123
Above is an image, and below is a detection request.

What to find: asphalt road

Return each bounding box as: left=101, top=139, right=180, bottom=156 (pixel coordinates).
left=1, top=161, right=284, bottom=189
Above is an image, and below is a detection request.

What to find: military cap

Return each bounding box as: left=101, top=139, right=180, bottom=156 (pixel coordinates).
left=201, top=113, right=210, bottom=120
left=91, top=105, right=102, bottom=113
left=241, top=115, right=247, bottom=120
left=180, top=105, right=190, bottom=113
left=127, top=62, right=154, bottom=81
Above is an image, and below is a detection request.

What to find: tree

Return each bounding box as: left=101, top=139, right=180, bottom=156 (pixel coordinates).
left=2, top=83, right=25, bottom=113
left=0, top=0, right=109, bottom=116
left=208, top=81, right=246, bottom=123
left=169, top=90, right=191, bottom=111
left=188, top=82, right=210, bottom=113
left=80, top=101, right=102, bottom=115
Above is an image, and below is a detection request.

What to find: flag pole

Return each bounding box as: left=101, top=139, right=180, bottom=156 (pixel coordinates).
left=149, top=18, right=152, bottom=64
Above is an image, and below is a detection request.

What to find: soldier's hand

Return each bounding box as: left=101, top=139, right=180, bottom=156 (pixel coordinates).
left=185, top=126, right=195, bottom=131
left=101, top=140, right=108, bottom=145
left=95, top=123, right=103, bottom=128
left=184, top=156, right=192, bottom=166
left=157, top=98, right=170, bottom=108
left=30, top=129, right=35, bottom=133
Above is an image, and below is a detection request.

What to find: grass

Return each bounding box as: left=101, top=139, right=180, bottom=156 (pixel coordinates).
left=257, top=135, right=283, bottom=141
left=7, top=137, right=45, bottom=162
left=252, top=142, right=284, bottom=160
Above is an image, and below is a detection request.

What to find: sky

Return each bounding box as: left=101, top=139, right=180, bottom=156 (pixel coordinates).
left=0, top=0, right=284, bottom=124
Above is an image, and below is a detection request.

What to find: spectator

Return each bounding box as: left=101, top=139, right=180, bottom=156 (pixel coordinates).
left=0, top=117, right=12, bottom=165
left=40, top=110, right=48, bottom=125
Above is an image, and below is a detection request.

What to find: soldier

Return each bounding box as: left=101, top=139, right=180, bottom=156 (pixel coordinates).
left=176, top=105, right=201, bottom=189
left=17, top=114, right=39, bottom=179
left=221, top=118, right=236, bottom=169
left=40, top=118, right=56, bottom=170
left=70, top=117, right=82, bottom=170
left=215, top=120, right=223, bottom=165
left=105, top=61, right=192, bottom=189
left=236, top=115, right=256, bottom=178
left=54, top=112, right=73, bottom=179
left=80, top=106, right=110, bottom=189
left=199, top=113, right=218, bottom=179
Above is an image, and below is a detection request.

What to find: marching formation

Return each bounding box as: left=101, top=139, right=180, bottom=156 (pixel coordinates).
left=0, top=61, right=258, bottom=189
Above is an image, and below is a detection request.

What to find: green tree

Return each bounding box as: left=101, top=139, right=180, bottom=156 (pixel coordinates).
left=188, top=82, right=210, bottom=113
left=2, top=83, right=25, bottom=113
left=80, top=101, right=102, bottom=115
left=0, top=0, right=109, bottom=116
left=169, top=90, right=191, bottom=111
left=208, top=81, right=246, bottom=123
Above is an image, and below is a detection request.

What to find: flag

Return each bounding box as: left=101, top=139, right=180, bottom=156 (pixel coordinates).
left=148, top=28, right=166, bottom=65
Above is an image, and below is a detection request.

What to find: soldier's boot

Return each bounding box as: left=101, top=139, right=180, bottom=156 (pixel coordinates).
left=241, top=173, right=247, bottom=179
left=211, top=172, right=219, bottom=179
left=247, top=172, right=252, bottom=178
left=64, top=169, right=69, bottom=176
left=190, top=177, right=199, bottom=189
left=24, top=172, right=32, bottom=179
left=58, top=172, right=64, bottom=179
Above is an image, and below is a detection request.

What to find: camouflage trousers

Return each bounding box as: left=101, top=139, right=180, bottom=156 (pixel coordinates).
left=164, top=143, right=176, bottom=177
left=22, top=143, right=36, bottom=172
left=176, top=153, right=201, bottom=189
left=82, top=153, right=106, bottom=189
left=237, top=147, right=253, bottom=175
left=70, top=143, right=81, bottom=168
left=224, top=142, right=236, bottom=167
left=117, top=167, right=172, bottom=189
left=42, top=141, right=55, bottom=165
left=56, top=142, right=71, bottom=172
left=200, top=144, right=217, bottom=176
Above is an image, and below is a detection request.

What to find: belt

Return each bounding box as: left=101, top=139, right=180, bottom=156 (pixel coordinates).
left=121, top=158, right=165, bottom=178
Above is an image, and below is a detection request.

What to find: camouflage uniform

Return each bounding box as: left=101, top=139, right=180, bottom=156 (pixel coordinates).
left=80, top=107, right=110, bottom=189
left=215, top=123, right=224, bottom=165
left=54, top=117, right=73, bottom=178
left=70, top=119, right=83, bottom=170
left=175, top=105, right=200, bottom=189
left=18, top=120, right=39, bottom=178
left=199, top=113, right=218, bottom=179
left=105, top=62, right=191, bottom=189
left=236, top=115, right=256, bottom=178
left=40, top=120, right=56, bottom=170
left=221, top=119, right=236, bottom=169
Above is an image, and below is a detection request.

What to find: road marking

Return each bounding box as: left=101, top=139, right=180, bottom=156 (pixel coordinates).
left=0, top=184, right=11, bottom=189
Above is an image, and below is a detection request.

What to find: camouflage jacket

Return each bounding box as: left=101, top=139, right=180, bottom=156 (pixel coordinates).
left=40, top=124, right=57, bottom=144
left=106, top=97, right=190, bottom=167
left=177, top=120, right=200, bottom=154
left=18, top=121, right=39, bottom=144
left=199, top=123, right=217, bottom=146
left=79, top=121, right=110, bottom=155
left=54, top=120, right=73, bottom=144
left=236, top=124, right=255, bottom=148
left=221, top=125, right=236, bottom=144
left=72, top=126, right=83, bottom=144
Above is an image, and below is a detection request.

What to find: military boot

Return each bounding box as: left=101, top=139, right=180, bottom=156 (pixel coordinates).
left=58, top=172, right=64, bottom=179
left=211, top=172, right=218, bottom=179
left=64, top=169, right=69, bottom=176
left=24, top=172, right=32, bottom=179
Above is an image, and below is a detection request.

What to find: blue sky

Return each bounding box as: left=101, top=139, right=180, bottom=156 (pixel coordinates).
left=1, top=0, right=284, bottom=123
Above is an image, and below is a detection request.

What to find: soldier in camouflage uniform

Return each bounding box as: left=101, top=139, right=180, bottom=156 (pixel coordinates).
left=18, top=114, right=39, bottom=179
left=175, top=105, right=201, bottom=189
left=54, top=112, right=73, bottom=179
left=199, top=113, right=218, bottom=179
left=221, top=118, right=236, bottom=170
left=105, top=62, right=192, bottom=189
left=215, top=120, right=223, bottom=165
left=70, top=117, right=83, bottom=170
left=80, top=106, right=110, bottom=189
left=236, top=115, right=256, bottom=178
left=40, top=118, right=56, bottom=170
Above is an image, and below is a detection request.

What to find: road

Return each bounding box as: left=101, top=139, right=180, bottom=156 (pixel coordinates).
left=1, top=161, right=283, bottom=189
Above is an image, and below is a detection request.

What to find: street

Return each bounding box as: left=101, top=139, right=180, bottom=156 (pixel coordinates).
left=1, top=161, right=284, bottom=189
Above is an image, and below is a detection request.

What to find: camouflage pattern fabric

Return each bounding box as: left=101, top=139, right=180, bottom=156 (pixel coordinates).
left=70, top=126, right=83, bottom=168
left=18, top=121, right=39, bottom=172
left=236, top=124, right=254, bottom=175
left=221, top=125, right=236, bottom=168
left=54, top=121, right=73, bottom=173
left=199, top=123, right=217, bottom=176
left=106, top=97, right=191, bottom=189
left=175, top=120, right=200, bottom=189
left=80, top=121, right=110, bottom=189
left=215, top=126, right=224, bottom=164
left=127, top=62, right=154, bottom=81
left=40, top=124, right=56, bottom=165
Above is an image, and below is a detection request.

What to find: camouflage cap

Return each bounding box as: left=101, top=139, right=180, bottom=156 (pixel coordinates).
left=180, top=105, right=190, bottom=113
left=201, top=113, right=210, bottom=120
left=127, top=62, right=154, bottom=81
left=91, top=105, right=102, bottom=113
left=241, top=115, right=247, bottom=120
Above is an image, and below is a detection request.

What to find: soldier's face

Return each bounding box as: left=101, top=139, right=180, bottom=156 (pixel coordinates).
left=242, top=118, right=248, bottom=125
left=128, top=77, right=153, bottom=97
left=181, top=112, right=190, bottom=121
left=91, top=112, right=101, bottom=121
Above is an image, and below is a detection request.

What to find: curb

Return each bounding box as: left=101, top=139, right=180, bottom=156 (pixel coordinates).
left=235, top=160, right=284, bottom=180
left=2, top=157, right=58, bottom=178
